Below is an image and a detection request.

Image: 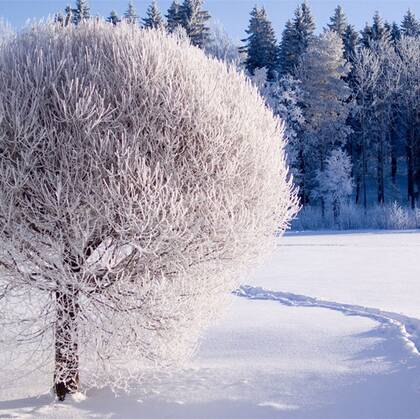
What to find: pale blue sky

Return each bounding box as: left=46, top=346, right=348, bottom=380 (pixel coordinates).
left=1, top=0, right=419, bottom=42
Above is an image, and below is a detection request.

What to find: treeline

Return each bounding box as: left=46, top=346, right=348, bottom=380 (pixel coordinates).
left=241, top=4, right=420, bottom=216
left=55, top=1, right=211, bottom=48
left=55, top=1, right=420, bottom=216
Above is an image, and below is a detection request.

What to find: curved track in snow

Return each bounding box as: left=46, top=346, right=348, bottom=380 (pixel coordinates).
left=235, top=285, right=420, bottom=356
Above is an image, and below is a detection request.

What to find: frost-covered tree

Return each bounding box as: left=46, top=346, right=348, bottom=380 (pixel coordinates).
left=297, top=31, right=352, bottom=205
left=251, top=69, right=305, bottom=198
left=205, top=20, right=240, bottom=65
left=143, top=1, right=165, bottom=29
left=327, top=5, right=347, bottom=37
left=312, top=149, right=353, bottom=220
left=72, top=0, right=90, bottom=25
left=0, top=21, right=298, bottom=401
left=179, top=0, right=211, bottom=48
left=241, top=6, right=279, bottom=80
left=401, top=9, right=420, bottom=37
left=124, top=1, right=139, bottom=24
left=166, top=0, right=182, bottom=33
left=106, top=10, right=121, bottom=26
left=0, top=18, right=13, bottom=47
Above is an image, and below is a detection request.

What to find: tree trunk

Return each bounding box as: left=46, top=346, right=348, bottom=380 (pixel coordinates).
left=407, top=133, right=414, bottom=209
left=54, top=289, right=80, bottom=401
left=362, top=133, right=368, bottom=211
left=377, top=138, right=385, bottom=205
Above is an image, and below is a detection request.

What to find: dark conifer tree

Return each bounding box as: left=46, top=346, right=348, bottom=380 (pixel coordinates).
left=371, top=12, right=391, bottom=44
left=280, top=2, right=315, bottom=75
left=241, top=6, right=280, bottom=80
left=401, top=9, right=420, bottom=37
left=72, top=0, right=90, bottom=25
left=279, top=20, right=295, bottom=74
left=342, top=24, right=359, bottom=64
left=360, top=23, right=373, bottom=48
left=327, top=5, right=347, bottom=37
left=143, top=1, right=164, bottom=29
left=166, top=1, right=182, bottom=33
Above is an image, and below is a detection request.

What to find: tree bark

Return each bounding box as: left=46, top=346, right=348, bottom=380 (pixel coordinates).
left=407, top=133, right=415, bottom=209
left=54, top=289, right=80, bottom=401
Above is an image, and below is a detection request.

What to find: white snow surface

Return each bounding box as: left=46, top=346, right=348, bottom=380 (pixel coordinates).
left=1, top=230, right=420, bottom=418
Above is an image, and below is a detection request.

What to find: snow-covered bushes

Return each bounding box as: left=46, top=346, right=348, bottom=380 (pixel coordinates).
left=293, top=203, right=419, bottom=230
left=0, top=21, right=298, bottom=398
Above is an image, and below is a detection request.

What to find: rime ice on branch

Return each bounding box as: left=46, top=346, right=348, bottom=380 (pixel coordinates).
left=0, top=21, right=298, bottom=400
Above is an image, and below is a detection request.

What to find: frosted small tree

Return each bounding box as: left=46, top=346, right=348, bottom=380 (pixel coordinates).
left=0, top=21, right=298, bottom=401
left=312, top=149, right=353, bottom=220
left=124, top=1, right=139, bottom=24
left=205, top=20, right=241, bottom=66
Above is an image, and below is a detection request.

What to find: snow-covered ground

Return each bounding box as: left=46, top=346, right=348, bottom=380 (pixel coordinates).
left=1, top=231, right=419, bottom=418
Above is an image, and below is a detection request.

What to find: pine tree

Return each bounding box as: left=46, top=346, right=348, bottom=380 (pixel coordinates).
left=295, top=1, right=316, bottom=49
left=362, top=12, right=391, bottom=49
left=124, top=1, right=139, bottom=24
left=371, top=12, right=391, bottom=45
left=401, top=9, right=420, bottom=37
left=241, top=6, right=280, bottom=80
left=72, top=0, right=90, bottom=25
left=143, top=1, right=164, bottom=29
left=279, top=20, right=295, bottom=75
left=327, top=5, right=347, bottom=37
left=360, top=23, right=373, bottom=48
left=179, top=0, right=211, bottom=48
left=107, top=10, right=121, bottom=26
left=390, top=22, right=401, bottom=44
left=166, top=1, right=182, bottom=33
left=342, top=24, right=359, bottom=64
left=280, top=2, right=315, bottom=75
